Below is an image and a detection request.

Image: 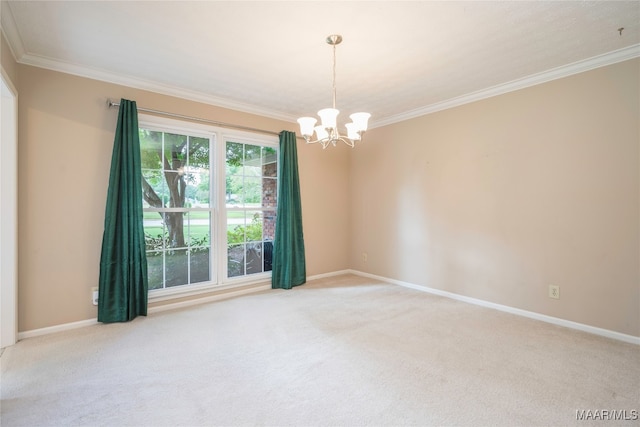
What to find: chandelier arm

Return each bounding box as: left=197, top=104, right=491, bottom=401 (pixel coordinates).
left=302, top=133, right=356, bottom=148
left=297, top=35, right=370, bottom=148
left=336, top=136, right=356, bottom=148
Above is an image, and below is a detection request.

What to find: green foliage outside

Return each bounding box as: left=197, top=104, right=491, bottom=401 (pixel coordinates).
left=144, top=230, right=209, bottom=253
left=142, top=135, right=275, bottom=288
left=227, top=213, right=263, bottom=245
left=144, top=213, right=263, bottom=251
left=225, top=142, right=265, bottom=204
left=140, top=129, right=211, bottom=248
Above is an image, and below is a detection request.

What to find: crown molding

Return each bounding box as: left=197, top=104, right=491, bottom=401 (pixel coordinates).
left=371, top=43, right=640, bottom=129
left=23, top=41, right=636, bottom=129
left=2, top=0, right=638, bottom=131
left=2, top=1, right=295, bottom=121
left=10, top=42, right=640, bottom=128
left=0, top=1, right=25, bottom=62
left=17, top=52, right=298, bottom=123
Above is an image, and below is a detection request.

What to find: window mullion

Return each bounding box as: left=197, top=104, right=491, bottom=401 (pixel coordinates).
left=140, top=116, right=277, bottom=298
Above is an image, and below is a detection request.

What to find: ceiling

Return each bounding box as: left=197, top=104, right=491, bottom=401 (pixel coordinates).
left=2, top=1, right=639, bottom=128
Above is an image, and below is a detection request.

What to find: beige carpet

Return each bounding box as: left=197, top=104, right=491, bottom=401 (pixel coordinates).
left=1, top=274, right=639, bottom=426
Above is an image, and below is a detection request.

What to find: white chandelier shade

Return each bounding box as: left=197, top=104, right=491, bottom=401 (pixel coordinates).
left=297, top=35, right=371, bottom=149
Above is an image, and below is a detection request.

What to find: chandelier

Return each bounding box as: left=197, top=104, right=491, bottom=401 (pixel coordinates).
left=297, top=35, right=371, bottom=149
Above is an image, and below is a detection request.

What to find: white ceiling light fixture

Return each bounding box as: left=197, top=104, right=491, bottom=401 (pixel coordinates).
left=297, top=35, right=371, bottom=149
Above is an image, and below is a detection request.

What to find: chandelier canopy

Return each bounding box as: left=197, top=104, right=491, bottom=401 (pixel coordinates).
left=297, top=35, right=371, bottom=149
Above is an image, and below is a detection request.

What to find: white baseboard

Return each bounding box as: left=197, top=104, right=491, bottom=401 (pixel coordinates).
left=307, top=269, right=352, bottom=281
left=16, top=272, right=340, bottom=340
left=17, top=283, right=272, bottom=341
left=17, top=318, right=99, bottom=341
left=348, top=269, right=640, bottom=345
left=19, top=269, right=637, bottom=345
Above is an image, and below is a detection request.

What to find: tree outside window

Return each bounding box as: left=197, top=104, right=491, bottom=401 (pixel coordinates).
left=139, top=125, right=278, bottom=291
left=140, top=129, right=212, bottom=289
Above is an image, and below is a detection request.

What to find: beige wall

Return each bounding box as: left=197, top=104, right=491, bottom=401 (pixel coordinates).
left=350, top=59, right=639, bottom=337
left=16, top=65, right=350, bottom=331
left=11, top=45, right=639, bottom=337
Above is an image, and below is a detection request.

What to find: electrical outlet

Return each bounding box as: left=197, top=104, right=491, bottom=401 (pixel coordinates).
left=92, top=287, right=99, bottom=305
left=549, top=285, right=560, bottom=299
left=362, top=252, right=368, bottom=263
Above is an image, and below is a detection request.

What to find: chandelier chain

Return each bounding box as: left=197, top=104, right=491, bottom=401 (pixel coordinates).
left=332, top=42, right=337, bottom=110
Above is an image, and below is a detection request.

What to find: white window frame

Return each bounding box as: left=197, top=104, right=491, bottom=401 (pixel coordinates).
left=221, top=135, right=279, bottom=285
left=139, top=114, right=278, bottom=303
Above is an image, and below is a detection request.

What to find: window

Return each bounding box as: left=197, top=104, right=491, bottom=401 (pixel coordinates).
left=139, top=117, right=278, bottom=295
left=225, top=141, right=277, bottom=279
left=140, top=129, right=213, bottom=290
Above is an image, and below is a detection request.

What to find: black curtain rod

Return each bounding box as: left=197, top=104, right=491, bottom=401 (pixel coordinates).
left=107, top=99, right=299, bottom=139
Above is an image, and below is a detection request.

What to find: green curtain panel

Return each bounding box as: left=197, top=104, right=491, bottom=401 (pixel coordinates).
left=272, top=131, right=306, bottom=289
left=98, top=99, right=148, bottom=322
